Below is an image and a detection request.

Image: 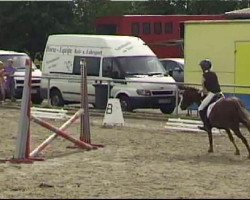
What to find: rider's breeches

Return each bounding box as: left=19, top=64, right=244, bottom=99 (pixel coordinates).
left=198, top=92, right=216, bottom=111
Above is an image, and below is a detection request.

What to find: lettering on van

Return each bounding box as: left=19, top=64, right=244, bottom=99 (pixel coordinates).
left=115, top=41, right=133, bottom=53
left=74, top=48, right=103, bottom=56
left=46, top=57, right=60, bottom=69
left=45, top=45, right=103, bottom=56
left=85, top=49, right=102, bottom=56
left=46, top=45, right=72, bottom=55
left=46, top=57, right=60, bottom=65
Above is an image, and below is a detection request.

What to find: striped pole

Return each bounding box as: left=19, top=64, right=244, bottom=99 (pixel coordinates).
left=29, top=109, right=84, bottom=157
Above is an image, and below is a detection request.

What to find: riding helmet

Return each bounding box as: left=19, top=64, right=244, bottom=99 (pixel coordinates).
left=199, top=59, right=212, bottom=71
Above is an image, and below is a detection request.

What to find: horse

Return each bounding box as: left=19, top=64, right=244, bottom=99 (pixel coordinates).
left=179, top=86, right=250, bottom=158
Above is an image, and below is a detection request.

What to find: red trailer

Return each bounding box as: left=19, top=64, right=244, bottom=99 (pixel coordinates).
left=95, top=15, right=225, bottom=58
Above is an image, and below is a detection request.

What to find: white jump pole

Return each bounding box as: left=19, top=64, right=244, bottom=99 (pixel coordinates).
left=168, top=118, right=202, bottom=125
left=29, top=108, right=84, bottom=157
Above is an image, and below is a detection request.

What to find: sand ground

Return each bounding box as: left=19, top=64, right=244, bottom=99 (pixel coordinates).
left=0, top=107, right=250, bottom=199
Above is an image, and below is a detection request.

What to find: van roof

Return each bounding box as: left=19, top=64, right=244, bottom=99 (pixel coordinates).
left=47, top=34, right=155, bottom=57
left=48, top=34, right=144, bottom=46
left=49, top=34, right=141, bottom=40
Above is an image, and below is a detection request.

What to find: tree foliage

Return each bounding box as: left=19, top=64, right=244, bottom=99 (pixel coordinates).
left=0, top=1, right=75, bottom=58
left=0, top=0, right=249, bottom=59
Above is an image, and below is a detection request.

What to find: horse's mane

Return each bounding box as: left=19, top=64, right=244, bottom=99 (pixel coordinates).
left=179, top=85, right=199, bottom=93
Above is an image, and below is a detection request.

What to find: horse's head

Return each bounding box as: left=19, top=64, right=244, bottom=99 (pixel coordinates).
left=179, top=86, right=202, bottom=110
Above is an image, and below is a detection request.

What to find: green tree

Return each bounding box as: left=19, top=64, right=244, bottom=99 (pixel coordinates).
left=134, top=0, right=250, bottom=15
left=0, top=1, right=75, bottom=58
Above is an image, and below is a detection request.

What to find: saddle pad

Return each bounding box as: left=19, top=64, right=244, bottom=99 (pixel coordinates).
left=207, top=98, right=223, bottom=118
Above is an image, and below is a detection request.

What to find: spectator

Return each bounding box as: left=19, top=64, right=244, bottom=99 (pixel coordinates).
left=0, top=61, right=5, bottom=102
left=4, top=59, right=16, bottom=102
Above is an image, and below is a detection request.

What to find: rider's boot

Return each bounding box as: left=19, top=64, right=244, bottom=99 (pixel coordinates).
left=198, top=109, right=211, bottom=132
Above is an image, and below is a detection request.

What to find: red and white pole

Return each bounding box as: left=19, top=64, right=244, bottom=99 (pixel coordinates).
left=29, top=109, right=84, bottom=157
left=31, top=115, right=96, bottom=150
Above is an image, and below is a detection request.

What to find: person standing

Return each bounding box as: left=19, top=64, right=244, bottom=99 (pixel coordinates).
left=0, top=61, right=5, bottom=102
left=4, top=59, right=16, bottom=102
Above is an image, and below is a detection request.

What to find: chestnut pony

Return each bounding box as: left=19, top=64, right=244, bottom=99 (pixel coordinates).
left=179, top=86, right=250, bottom=158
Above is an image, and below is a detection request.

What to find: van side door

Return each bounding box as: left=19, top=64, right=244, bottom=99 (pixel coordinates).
left=102, top=57, right=126, bottom=98
left=73, top=56, right=101, bottom=104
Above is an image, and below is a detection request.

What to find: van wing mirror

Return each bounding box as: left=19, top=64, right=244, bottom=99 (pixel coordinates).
left=174, top=67, right=182, bottom=72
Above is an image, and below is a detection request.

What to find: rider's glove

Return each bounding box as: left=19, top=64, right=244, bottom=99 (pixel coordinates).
left=198, top=89, right=204, bottom=97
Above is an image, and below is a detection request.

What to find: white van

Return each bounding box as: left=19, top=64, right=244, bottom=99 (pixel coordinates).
left=40, top=34, right=178, bottom=114
left=0, top=50, right=42, bottom=104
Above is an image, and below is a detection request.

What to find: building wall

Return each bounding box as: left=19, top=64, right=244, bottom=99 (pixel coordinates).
left=184, top=20, right=250, bottom=93
left=184, top=20, right=250, bottom=110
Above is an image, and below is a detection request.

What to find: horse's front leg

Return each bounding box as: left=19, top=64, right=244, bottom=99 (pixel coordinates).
left=207, top=130, right=213, bottom=153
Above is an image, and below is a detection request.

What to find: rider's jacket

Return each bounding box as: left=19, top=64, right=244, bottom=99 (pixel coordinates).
left=203, top=71, right=221, bottom=94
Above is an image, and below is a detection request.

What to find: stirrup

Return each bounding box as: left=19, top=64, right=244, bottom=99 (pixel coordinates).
left=198, top=125, right=210, bottom=132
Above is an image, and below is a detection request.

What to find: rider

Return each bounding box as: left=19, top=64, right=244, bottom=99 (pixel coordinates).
left=198, top=59, right=224, bottom=132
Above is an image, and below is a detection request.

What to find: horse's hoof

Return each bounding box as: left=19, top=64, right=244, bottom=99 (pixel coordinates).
left=208, top=149, right=213, bottom=153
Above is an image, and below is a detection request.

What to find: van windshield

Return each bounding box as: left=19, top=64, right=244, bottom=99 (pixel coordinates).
left=115, top=56, right=166, bottom=76
left=0, top=54, right=37, bottom=70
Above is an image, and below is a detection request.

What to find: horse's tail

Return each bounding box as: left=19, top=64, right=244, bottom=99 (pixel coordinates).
left=234, top=98, right=250, bottom=131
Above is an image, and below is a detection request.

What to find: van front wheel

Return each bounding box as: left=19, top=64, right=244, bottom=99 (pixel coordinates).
left=31, top=94, right=43, bottom=105
left=119, top=95, right=133, bottom=112
left=50, top=89, right=64, bottom=107
left=160, top=104, right=175, bottom=114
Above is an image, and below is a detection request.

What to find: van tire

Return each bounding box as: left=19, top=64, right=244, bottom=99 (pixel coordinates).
left=50, top=89, right=64, bottom=107
left=119, top=95, right=133, bottom=112
left=31, top=95, right=43, bottom=105
left=160, top=104, right=175, bottom=114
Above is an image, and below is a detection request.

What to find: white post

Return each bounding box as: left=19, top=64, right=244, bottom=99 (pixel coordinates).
left=14, top=59, right=32, bottom=159
left=80, top=58, right=90, bottom=143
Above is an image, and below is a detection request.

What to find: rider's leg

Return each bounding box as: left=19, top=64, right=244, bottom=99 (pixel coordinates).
left=198, top=92, right=214, bottom=131
left=198, top=109, right=211, bottom=132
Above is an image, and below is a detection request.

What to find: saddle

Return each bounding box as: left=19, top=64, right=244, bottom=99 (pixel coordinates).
left=210, top=92, right=224, bottom=104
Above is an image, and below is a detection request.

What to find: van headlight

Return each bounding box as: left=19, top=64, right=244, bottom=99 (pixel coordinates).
left=136, top=89, right=151, bottom=96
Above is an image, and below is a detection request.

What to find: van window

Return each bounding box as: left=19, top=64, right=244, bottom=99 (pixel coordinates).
left=154, top=22, right=162, bottom=34
left=143, top=23, right=151, bottom=35
left=115, top=56, right=165, bottom=76
left=102, top=57, right=124, bottom=79
left=131, top=23, right=140, bottom=36
left=165, top=22, right=173, bottom=34
left=73, top=56, right=100, bottom=76
left=0, top=54, right=37, bottom=69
